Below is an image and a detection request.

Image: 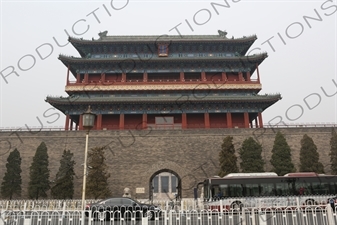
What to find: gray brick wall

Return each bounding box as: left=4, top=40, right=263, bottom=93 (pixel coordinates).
left=0, top=127, right=335, bottom=199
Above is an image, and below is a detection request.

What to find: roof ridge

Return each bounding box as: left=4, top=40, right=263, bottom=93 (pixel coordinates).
left=68, top=34, right=257, bottom=42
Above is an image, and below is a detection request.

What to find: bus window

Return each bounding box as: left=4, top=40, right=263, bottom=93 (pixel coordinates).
left=312, top=182, right=329, bottom=195
left=260, top=183, right=275, bottom=196
left=275, top=183, right=287, bottom=196
left=329, top=182, right=337, bottom=194
left=229, top=184, right=243, bottom=197
left=211, top=185, right=220, bottom=198
left=245, top=184, right=259, bottom=197
left=285, top=179, right=296, bottom=195
left=295, top=181, right=312, bottom=195
left=219, top=184, right=229, bottom=197
left=321, top=181, right=329, bottom=195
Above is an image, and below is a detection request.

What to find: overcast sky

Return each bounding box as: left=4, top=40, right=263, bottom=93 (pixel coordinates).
left=0, top=0, right=336, bottom=129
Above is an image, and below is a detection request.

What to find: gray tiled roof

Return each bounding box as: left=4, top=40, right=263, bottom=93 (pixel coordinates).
left=58, top=53, right=267, bottom=63
left=69, top=34, right=257, bottom=43
left=46, top=94, right=281, bottom=104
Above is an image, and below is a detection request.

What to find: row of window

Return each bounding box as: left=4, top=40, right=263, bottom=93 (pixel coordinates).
left=89, top=44, right=238, bottom=54
left=77, top=93, right=255, bottom=98
left=89, top=53, right=235, bottom=59
left=209, top=181, right=337, bottom=198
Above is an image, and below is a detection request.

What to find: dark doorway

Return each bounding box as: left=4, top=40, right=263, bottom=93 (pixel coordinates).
left=149, top=169, right=181, bottom=202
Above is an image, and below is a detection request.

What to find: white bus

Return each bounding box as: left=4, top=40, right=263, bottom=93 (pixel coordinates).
left=203, top=172, right=337, bottom=210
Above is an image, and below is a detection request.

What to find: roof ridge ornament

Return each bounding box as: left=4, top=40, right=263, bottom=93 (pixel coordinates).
left=218, top=30, right=228, bottom=39
left=98, top=30, right=108, bottom=39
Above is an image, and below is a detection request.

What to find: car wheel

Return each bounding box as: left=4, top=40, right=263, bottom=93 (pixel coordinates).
left=145, top=211, right=154, bottom=220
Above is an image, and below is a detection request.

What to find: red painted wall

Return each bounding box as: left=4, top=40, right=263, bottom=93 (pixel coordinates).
left=102, top=114, right=120, bottom=130
left=105, top=73, right=122, bottom=82
left=232, top=113, right=244, bottom=128
left=205, top=72, right=222, bottom=81
left=209, top=113, right=227, bottom=128
left=227, top=73, right=239, bottom=81
left=186, top=113, right=204, bottom=128
left=88, top=74, right=101, bottom=82
left=126, top=73, right=143, bottom=81
left=124, top=114, right=143, bottom=129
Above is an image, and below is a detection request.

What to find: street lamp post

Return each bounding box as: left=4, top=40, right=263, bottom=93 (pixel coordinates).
left=81, top=106, right=95, bottom=210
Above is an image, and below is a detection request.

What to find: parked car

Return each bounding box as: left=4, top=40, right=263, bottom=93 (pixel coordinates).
left=85, top=197, right=161, bottom=220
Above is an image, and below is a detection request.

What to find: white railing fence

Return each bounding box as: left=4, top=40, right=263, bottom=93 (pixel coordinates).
left=0, top=199, right=205, bottom=211
left=1, top=206, right=336, bottom=225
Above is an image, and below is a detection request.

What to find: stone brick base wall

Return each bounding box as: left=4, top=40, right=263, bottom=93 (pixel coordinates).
left=0, top=127, right=335, bottom=199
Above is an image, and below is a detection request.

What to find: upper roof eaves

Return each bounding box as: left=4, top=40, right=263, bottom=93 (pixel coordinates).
left=46, top=93, right=281, bottom=104
left=69, top=32, right=257, bottom=44
left=58, top=52, right=267, bottom=63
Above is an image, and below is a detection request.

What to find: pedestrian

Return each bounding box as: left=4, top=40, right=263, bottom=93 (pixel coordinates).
left=329, top=198, right=335, bottom=212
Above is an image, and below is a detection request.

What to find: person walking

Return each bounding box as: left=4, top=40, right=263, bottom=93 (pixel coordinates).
left=329, top=198, right=335, bottom=212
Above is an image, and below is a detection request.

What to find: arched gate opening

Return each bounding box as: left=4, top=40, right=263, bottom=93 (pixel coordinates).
left=149, top=169, right=181, bottom=201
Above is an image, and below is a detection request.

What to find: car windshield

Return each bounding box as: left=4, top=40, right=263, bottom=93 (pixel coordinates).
left=99, top=199, right=120, bottom=205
